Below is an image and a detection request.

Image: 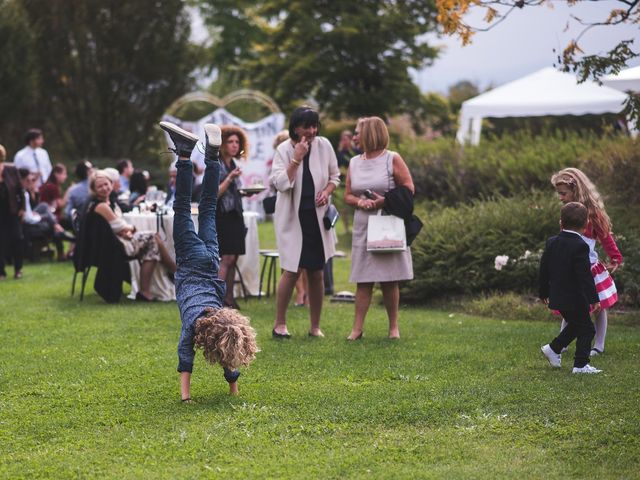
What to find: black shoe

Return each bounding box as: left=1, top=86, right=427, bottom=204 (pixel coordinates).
left=272, top=329, right=291, bottom=339
left=203, top=123, right=221, bottom=163
left=159, top=121, right=199, bottom=158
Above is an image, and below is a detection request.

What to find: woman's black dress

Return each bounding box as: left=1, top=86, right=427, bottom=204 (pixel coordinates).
left=297, top=149, right=325, bottom=271
left=216, top=158, right=246, bottom=255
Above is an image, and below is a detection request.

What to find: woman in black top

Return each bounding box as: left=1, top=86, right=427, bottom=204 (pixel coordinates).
left=0, top=162, right=25, bottom=279
left=216, top=126, right=248, bottom=309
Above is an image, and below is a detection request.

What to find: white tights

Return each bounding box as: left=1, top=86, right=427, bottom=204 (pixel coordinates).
left=560, top=308, right=608, bottom=352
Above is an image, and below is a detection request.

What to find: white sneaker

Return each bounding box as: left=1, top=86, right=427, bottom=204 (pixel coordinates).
left=203, top=123, right=221, bottom=147
left=572, top=364, right=602, bottom=374
left=590, top=348, right=604, bottom=357
left=541, top=344, right=561, bottom=368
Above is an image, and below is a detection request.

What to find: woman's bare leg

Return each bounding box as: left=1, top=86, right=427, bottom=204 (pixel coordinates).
left=219, top=254, right=238, bottom=305
left=306, top=269, right=324, bottom=336
left=348, top=282, right=374, bottom=340
left=380, top=281, right=400, bottom=338
left=274, top=270, right=300, bottom=334
left=155, top=233, right=176, bottom=273
left=139, top=260, right=157, bottom=299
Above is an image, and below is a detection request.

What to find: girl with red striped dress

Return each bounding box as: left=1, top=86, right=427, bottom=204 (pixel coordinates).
left=551, top=168, right=623, bottom=356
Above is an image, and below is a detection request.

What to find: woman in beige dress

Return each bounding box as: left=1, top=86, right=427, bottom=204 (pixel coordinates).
left=344, top=117, right=414, bottom=340
left=270, top=106, right=340, bottom=338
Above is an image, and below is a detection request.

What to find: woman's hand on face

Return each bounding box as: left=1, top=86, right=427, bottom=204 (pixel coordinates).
left=316, top=190, right=329, bottom=207
left=293, top=137, right=309, bottom=161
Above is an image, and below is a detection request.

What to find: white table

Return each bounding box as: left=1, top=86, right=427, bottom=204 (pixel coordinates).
left=123, top=211, right=260, bottom=301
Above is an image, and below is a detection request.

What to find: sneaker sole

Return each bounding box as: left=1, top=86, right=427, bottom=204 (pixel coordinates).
left=203, top=123, right=222, bottom=147
left=159, top=121, right=199, bottom=142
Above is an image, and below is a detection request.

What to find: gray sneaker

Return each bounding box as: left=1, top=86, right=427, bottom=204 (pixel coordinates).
left=203, top=123, right=221, bottom=162
left=159, top=121, right=199, bottom=158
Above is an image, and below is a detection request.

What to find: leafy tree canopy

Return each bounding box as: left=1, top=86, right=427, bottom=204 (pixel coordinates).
left=198, top=0, right=440, bottom=120
left=19, top=0, right=197, bottom=159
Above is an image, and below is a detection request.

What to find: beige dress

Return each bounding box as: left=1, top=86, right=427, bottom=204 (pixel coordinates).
left=348, top=151, right=413, bottom=283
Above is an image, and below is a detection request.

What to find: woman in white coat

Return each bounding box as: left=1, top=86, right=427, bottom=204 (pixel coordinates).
left=270, top=106, right=340, bottom=338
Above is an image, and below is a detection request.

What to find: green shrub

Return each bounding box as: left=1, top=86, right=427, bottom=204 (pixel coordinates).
left=466, top=292, right=552, bottom=322
left=400, top=132, right=638, bottom=206
left=403, top=192, right=560, bottom=302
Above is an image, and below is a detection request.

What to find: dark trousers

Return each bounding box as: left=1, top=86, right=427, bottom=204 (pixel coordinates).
left=173, top=157, right=220, bottom=269
left=551, top=307, right=595, bottom=368
left=0, top=215, right=23, bottom=275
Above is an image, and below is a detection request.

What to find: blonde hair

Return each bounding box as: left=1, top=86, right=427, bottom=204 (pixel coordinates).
left=194, top=307, right=259, bottom=370
left=551, top=167, right=611, bottom=235
left=272, top=129, right=289, bottom=149
left=358, top=116, right=389, bottom=153
left=89, top=170, right=113, bottom=196
left=221, top=125, right=250, bottom=161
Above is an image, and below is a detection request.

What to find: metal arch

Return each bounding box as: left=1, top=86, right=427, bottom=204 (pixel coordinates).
left=165, top=89, right=281, bottom=116
left=165, top=92, right=223, bottom=116
left=221, top=90, right=281, bottom=113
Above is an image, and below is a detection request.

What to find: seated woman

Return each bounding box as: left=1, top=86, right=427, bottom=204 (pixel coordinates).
left=89, top=170, right=174, bottom=301
left=128, top=170, right=148, bottom=208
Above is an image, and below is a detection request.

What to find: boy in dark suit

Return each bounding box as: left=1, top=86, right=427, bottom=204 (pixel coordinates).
left=539, top=202, right=602, bottom=374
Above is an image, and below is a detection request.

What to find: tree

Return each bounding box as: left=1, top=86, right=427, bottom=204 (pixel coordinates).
left=19, top=0, right=198, bottom=159
left=0, top=0, right=37, bottom=153
left=198, top=0, right=440, bottom=119
left=435, top=0, right=640, bottom=124
left=447, top=80, right=479, bottom=113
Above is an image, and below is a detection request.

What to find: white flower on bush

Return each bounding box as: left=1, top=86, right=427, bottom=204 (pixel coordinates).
left=494, top=255, right=509, bottom=271
left=518, top=250, right=532, bottom=261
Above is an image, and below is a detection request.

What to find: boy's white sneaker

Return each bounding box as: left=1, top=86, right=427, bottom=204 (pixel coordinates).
left=541, top=344, right=561, bottom=368
left=203, top=123, right=221, bottom=147
left=203, top=123, right=222, bottom=163
left=572, top=364, right=602, bottom=374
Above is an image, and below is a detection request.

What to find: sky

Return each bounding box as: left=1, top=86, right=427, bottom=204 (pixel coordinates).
left=190, top=1, right=639, bottom=95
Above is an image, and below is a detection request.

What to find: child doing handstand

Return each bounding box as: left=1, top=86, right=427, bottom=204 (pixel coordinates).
left=160, top=121, right=258, bottom=401
left=551, top=167, right=623, bottom=356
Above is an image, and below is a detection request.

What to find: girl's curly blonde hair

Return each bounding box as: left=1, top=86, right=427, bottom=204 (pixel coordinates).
left=551, top=167, right=611, bottom=236
left=194, top=307, right=259, bottom=370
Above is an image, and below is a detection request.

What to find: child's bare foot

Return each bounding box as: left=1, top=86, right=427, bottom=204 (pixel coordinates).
left=229, top=382, right=239, bottom=395
left=388, top=328, right=400, bottom=339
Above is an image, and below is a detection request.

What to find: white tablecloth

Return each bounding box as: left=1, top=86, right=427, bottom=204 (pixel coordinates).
left=123, top=211, right=260, bottom=301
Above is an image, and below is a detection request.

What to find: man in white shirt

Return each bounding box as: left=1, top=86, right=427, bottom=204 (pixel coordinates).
left=13, top=128, right=52, bottom=188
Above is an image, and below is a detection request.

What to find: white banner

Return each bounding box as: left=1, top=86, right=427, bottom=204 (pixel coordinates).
left=162, top=108, right=285, bottom=215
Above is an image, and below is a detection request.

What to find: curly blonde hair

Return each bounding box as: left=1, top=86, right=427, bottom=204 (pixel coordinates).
left=194, top=307, right=259, bottom=370
left=550, top=167, right=611, bottom=236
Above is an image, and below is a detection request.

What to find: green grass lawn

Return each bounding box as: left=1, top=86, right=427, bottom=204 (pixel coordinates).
left=1, top=224, right=639, bottom=478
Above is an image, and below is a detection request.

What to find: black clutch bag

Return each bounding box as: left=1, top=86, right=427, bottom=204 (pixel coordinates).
left=263, top=195, right=276, bottom=215
left=323, top=204, right=339, bottom=230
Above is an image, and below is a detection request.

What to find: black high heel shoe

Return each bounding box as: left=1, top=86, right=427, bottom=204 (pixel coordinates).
left=272, top=329, right=291, bottom=339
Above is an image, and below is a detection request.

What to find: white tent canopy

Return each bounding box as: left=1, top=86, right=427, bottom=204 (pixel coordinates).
left=456, top=67, right=628, bottom=145
left=602, top=65, right=640, bottom=92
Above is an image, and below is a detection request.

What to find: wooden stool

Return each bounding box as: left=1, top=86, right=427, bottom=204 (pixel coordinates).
left=259, top=250, right=279, bottom=298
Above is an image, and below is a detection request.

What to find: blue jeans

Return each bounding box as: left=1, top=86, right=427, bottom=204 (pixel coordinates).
left=173, top=157, right=220, bottom=268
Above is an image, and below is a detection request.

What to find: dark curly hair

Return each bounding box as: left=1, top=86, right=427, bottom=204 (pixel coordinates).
left=194, top=307, right=259, bottom=370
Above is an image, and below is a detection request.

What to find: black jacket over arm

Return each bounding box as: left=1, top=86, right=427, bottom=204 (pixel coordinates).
left=539, top=231, right=598, bottom=311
